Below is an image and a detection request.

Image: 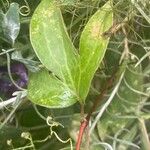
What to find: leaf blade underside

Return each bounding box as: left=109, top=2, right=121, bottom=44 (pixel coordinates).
left=28, top=69, right=78, bottom=108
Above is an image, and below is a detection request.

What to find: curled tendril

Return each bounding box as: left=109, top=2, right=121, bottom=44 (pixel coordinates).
left=19, top=0, right=30, bottom=16
left=46, top=116, right=73, bottom=150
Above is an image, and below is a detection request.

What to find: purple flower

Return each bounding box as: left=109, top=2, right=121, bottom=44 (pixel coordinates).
left=0, top=63, right=28, bottom=98
left=11, top=63, right=28, bottom=87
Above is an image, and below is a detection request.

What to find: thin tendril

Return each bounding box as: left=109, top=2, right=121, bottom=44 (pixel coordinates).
left=2, top=49, right=25, bottom=91
left=46, top=116, right=73, bottom=150
left=19, top=0, right=30, bottom=16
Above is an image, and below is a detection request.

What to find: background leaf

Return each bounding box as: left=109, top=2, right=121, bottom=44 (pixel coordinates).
left=98, top=63, right=144, bottom=141
left=0, top=3, right=20, bottom=45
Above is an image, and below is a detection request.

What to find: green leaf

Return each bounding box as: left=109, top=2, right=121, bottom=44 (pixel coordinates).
left=30, top=0, right=79, bottom=88
left=28, top=69, right=77, bottom=108
left=11, top=51, right=41, bottom=72
left=0, top=3, right=20, bottom=44
left=77, top=1, right=113, bottom=101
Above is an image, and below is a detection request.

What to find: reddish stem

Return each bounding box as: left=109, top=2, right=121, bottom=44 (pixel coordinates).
left=76, top=72, right=116, bottom=150
left=76, top=119, right=88, bottom=150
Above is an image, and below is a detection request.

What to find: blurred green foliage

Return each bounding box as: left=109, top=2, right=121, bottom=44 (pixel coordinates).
left=0, top=0, right=150, bottom=149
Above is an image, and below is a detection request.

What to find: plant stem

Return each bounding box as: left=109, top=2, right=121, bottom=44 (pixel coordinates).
left=80, top=104, right=85, bottom=119
left=89, top=72, right=124, bottom=134
left=0, top=93, right=22, bottom=129
left=139, top=118, right=150, bottom=150
left=76, top=119, right=88, bottom=150
left=76, top=70, right=117, bottom=150
left=75, top=16, right=130, bottom=149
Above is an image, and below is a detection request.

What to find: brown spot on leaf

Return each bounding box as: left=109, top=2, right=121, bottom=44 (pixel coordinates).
left=91, top=22, right=101, bottom=38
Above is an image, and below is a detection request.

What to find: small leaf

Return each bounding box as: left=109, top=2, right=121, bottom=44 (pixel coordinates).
left=0, top=3, right=20, bottom=44
left=11, top=51, right=41, bottom=72
left=28, top=69, right=78, bottom=108
left=77, top=1, right=113, bottom=101
left=30, top=0, right=79, bottom=87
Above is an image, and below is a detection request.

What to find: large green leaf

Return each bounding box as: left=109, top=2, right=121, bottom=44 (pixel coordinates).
left=30, top=0, right=79, bottom=88
left=77, top=1, right=113, bottom=101
left=28, top=69, right=77, bottom=108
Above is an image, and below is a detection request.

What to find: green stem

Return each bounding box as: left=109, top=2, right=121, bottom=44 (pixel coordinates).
left=139, top=118, right=150, bottom=150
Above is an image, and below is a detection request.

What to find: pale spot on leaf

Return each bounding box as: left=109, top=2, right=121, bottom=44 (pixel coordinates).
left=42, top=8, right=54, bottom=18
left=91, top=22, right=101, bottom=38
